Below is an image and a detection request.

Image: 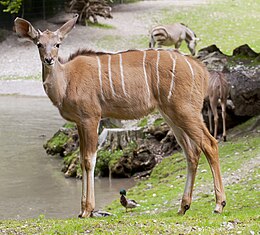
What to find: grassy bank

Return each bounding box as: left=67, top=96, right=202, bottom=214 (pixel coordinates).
left=159, top=0, right=260, bottom=55
left=97, top=0, right=259, bottom=55
left=1, top=117, right=259, bottom=234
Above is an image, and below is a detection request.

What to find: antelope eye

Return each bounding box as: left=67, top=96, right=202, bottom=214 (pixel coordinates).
left=55, top=43, right=60, bottom=48
left=37, top=42, right=43, bottom=48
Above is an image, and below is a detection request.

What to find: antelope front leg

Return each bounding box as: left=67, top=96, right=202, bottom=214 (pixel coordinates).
left=77, top=118, right=100, bottom=218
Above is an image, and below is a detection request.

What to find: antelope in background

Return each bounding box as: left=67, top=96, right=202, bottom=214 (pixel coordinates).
left=14, top=15, right=226, bottom=218
left=149, top=23, right=200, bottom=56
left=206, top=71, right=230, bottom=141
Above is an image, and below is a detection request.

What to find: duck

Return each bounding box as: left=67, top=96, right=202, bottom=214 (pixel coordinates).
left=120, top=189, right=140, bottom=212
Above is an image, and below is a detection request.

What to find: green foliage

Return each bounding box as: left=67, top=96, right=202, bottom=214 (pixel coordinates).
left=153, top=117, right=164, bottom=127
left=63, top=148, right=79, bottom=165
left=44, top=131, right=69, bottom=154
left=0, top=0, right=22, bottom=14
left=43, top=123, right=76, bottom=155
left=96, top=150, right=111, bottom=176
left=96, top=149, right=124, bottom=176
left=137, top=117, right=148, bottom=127
left=63, top=122, right=76, bottom=129
left=86, top=20, right=115, bottom=29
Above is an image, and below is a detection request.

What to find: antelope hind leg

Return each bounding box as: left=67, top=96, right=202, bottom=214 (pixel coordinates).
left=160, top=113, right=201, bottom=215
left=174, top=114, right=226, bottom=213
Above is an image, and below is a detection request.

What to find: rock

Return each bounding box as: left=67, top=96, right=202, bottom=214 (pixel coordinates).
left=64, top=155, right=80, bottom=178
left=232, top=44, right=259, bottom=58
left=229, top=71, right=260, bottom=116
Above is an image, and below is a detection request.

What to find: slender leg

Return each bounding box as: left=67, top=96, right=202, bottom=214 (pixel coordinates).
left=207, top=103, right=213, bottom=135
left=210, top=96, right=219, bottom=139
left=161, top=109, right=226, bottom=214
left=180, top=116, right=226, bottom=213
left=77, top=117, right=100, bottom=218
left=172, top=125, right=201, bottom=215
left=221, top=101, right=227, bottom=142
left=160, top=113, right=201, bottom=215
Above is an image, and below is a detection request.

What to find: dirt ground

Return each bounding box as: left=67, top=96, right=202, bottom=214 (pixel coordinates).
left=0, top=0, right=207, bottom=95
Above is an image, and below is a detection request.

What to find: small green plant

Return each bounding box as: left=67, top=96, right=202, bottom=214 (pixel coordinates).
left=153, top=117, right=164, bottom=127
left=0, top=0, right=22, bottom=13
left=138, top=117, right=148, bottom=127
left=86, top=20, right=115, bottom=29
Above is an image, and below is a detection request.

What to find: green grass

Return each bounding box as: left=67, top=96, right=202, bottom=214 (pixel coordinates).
left=86, top=20, right=116, bottom=29
left=0, top=74, right=41, bottom=80
left=1, top=117, right=259, bottom=234
left=127, top=0, right=260, bottom=55
left=163, top=0, right=260, bottom=55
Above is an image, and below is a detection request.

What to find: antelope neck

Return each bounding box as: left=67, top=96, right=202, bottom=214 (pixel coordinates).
left=42, top=60, right=67, bottom=108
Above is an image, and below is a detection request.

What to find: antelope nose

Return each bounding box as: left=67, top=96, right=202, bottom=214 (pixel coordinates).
left=44, top=57, right=53, bottom=65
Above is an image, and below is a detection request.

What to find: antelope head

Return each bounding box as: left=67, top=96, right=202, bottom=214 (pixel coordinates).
left=14, top=15, right=78, bottom=66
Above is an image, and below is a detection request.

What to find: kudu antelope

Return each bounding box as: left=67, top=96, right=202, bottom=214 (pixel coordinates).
left=206, top=71, right=229, bottom=141
left=14, top=15, right=226, bottom=217
left=149, top=23, right=199, bottom=56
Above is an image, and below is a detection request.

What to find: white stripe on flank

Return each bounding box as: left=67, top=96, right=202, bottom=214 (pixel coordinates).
left=183, top=56, right=194, bottom=80
left=143, top=51, right=151, bottom=100
left=183, top=56, right=196, bottom=99
left=156, top=50, right=161, bottom=103
left=96, top=56, right=105, bottom=100
left=108, top=55, right=115, bottom=96
left=167, top=51, right=176, bottom=101
left=119, top=53, right=127, bottom=96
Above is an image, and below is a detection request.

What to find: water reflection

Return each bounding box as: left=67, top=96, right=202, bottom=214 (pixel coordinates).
left=0, top=96, right=135, bottom=219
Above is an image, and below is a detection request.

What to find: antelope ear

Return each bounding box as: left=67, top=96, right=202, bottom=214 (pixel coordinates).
left=57, top=14, right=78, bottom=40
left=14, top=17, right=38, bottom=42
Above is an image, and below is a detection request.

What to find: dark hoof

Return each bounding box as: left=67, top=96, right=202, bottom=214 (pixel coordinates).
left=214, top=201, right=226, bottom=214
left=223, top=136, right=227, bottom=142
left=184, top=205, right=190, bottom=211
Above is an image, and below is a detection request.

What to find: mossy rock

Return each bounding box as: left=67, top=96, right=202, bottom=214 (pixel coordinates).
left=43, top=122, right=77, bottom=156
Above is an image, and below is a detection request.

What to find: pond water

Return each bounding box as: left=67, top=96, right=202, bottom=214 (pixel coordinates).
left=0, top=95, right=135, bottom=219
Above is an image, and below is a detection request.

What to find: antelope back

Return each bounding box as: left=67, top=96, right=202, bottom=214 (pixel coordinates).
left=64, top=49, right=209, bottom=120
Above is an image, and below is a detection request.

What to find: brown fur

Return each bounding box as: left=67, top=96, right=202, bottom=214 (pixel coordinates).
left=14, top=15, right=226, bottom=218
left=206, top=71, right=229, bottom=141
